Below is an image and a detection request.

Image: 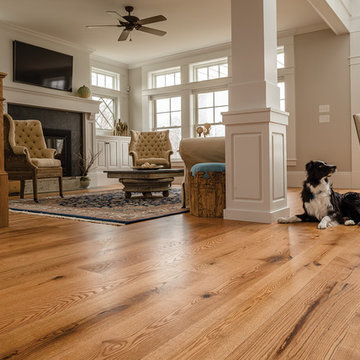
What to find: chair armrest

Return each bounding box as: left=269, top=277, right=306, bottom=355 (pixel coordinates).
left=129, top=151, right=138, bottom=166
left=163, top=149, right=173, bottom=168
left=7, top=145, right=36, bottom=169
left=41, top=148, right=56, bottom=158
left=12, top=145, right=30, bottom=156
left=163, top=149, right=174, bottom=157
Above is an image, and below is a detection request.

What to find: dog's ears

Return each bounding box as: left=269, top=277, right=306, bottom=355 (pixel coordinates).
left=305, top=161, right=314, bottom=172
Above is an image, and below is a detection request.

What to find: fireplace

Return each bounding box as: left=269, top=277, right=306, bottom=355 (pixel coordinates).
left=7, top=104, right=83, bottom=176
left=43, top=128, right=72, bottom=177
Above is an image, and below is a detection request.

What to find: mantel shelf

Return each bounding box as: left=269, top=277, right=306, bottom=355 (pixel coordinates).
left=3, top=85, right=100, bottom=114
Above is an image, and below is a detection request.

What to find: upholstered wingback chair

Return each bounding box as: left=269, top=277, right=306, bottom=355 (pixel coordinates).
left=4, top=114, right=63, bottom=202
left=129, top=130, right=173, bottom=168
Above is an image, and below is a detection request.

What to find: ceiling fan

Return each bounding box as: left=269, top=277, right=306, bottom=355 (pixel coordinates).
left=86, top=6, right=167, bottom=41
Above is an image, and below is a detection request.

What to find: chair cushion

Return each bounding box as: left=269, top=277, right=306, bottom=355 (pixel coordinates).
left=191, top=162, right=226, bottom=179
left=31, top=158, right=62, bottom=168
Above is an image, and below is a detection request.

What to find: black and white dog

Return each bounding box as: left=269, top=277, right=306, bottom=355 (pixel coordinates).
left=278, top=160, right=360, bottom=229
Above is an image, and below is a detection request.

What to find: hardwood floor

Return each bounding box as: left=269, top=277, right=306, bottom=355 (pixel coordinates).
left=1, top=188, right=360, bottom=359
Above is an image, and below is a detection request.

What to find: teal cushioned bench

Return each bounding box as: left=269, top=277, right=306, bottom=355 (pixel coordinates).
left=191, top=162, right=226, bottom=179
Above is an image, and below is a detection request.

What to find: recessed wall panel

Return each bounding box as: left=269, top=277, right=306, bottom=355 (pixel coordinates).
left=272, top=132, right=285, bottom=200
left=233, top=133, right=262, bottom=200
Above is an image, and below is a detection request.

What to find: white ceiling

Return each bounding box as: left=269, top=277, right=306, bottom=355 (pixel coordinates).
left=0, top=0, right=326, bottom=66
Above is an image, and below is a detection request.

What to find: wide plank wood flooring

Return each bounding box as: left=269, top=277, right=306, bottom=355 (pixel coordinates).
left=1, top=188, right=360, bottom=359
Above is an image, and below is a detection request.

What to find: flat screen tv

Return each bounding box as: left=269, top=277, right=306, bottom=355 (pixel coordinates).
left=13, top=41, right=73, bottom=92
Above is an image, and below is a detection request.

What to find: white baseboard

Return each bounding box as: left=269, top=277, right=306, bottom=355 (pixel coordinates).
left=224, top=206, right=290, bottom=224
left=287, top=171, right=353, bottom=188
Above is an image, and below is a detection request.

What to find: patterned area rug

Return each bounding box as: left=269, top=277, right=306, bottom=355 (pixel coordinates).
left=9, top=188, right=188, bottom=225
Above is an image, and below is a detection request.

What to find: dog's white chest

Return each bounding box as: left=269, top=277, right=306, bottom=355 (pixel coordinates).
left=304, top=181, right=333, bottom=220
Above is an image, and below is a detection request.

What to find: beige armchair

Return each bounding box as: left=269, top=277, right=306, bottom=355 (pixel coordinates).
left=179, top=137, right=225, bottom=207
left=4, top=114, right=63, bottom=202
left=129, top=130, right=173, bottom=168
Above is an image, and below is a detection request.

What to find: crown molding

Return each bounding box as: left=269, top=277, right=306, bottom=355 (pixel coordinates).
left=278, top=23, right=329, bottom=38
left=0, top=20, right=94, bottom=54
left=90, top=54, right=128, bottom=69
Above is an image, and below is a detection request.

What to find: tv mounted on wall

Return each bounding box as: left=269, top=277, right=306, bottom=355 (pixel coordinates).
left=13, top=41, right=73, bottom=92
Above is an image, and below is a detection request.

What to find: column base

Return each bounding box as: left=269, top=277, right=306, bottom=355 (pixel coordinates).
left=224, top=206, right=290, bottom=224
left=223, top=107, right=289, bottom=224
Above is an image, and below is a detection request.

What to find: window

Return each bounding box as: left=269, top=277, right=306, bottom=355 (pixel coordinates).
left=153, top=96, right=182, bottom=157
left=278, top=81, right=285, bottom=112
left=277, top=46, right=285, bottom=69
left=195, top=89, right=229, bottom=137
left=152, top=69, right=181, bottom=88
left=193, top=59, right=228, bottom=82
left=92, top=95, right=116, bottom=130
left=91, top=68, right=119, bottom=90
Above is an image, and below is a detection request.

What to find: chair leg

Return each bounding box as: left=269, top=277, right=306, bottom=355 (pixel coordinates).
left=58, top=176, right=64, bottom=198
left=20, top=179, right=25, bottom=199
left=32, top=176, right=39, bottom=203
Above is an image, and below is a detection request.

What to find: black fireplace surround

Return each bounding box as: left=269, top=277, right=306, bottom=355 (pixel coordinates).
left=7, top=104, right=83, bottom=176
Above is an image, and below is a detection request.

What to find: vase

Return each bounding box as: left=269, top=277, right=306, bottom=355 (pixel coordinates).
left=77, top=85, right=91, bottom=98
left=80, top=177, right=90, bottom=189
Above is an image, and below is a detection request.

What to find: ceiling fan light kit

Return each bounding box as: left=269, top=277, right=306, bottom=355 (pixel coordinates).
left=86, top=6, right=167, bottom=41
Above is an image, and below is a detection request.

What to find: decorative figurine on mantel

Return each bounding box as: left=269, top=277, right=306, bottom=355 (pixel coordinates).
left=114, top=119, right=129, bottom=136
left=196, top=123, right=211, bottom=137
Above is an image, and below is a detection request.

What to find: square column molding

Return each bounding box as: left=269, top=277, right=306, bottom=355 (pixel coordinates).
left=224, top=0, right=289, bottom=223
left=223, top=108, right=289, bottom=223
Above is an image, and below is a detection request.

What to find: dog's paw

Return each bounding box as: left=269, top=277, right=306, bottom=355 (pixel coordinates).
left=344, top=219, right=356, bottom=226
left=318, top=222, right=327, bottom=230
left=318, top=216, right=331, bottom=229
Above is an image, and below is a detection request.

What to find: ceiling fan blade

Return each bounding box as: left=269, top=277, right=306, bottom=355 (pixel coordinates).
left=137, top=15, right=167, bottom=26
left=106, top=10, right=127, bottom=22
left=137, top=26, right=166, bottom=36
left=118, top=29, right=131, bottom=41
left=86, top=24, right=121, bottom=28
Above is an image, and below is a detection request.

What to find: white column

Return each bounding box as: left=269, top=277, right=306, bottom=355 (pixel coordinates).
left=223, top=0, right=289, bottom=223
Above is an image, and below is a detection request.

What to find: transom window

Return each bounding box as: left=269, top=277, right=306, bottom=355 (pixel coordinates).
left=152, top=69, right=181, bottom=89
left=193, top=59, right=228, bottom=82
left=91, top=68, right=119, bottom=90
left=93, top=95, right=116, bottom=130
left=154, top=96, right=182, bottom=157
left=195, top=89, right=229, bottom=137
left=277, top=46, right=285, bottom=69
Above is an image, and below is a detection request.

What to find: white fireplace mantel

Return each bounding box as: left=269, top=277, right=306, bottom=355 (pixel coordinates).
left=3, top=85, right=100, bottom=115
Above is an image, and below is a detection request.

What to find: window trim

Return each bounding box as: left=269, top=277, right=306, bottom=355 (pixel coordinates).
left=93, top=94, right=118, bottom=132
left=193, top=88, right=229, bottom=137
left=151, top=67, right=181, bottom=89
left=191, top=57, right=228, bottom=82
left=152, top=94, right=182, bottom=158
left=91, top=67, right=120, bottom=91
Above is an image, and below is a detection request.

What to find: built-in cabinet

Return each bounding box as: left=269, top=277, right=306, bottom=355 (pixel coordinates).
left=96, top=135, right=132, bottom=171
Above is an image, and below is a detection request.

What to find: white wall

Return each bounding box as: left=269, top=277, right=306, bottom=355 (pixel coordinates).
left=0, top=22, right=91, bottom=95
left=128, top=68, right=143, bottom=131
left=293, top=29, right=351, bottom=172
